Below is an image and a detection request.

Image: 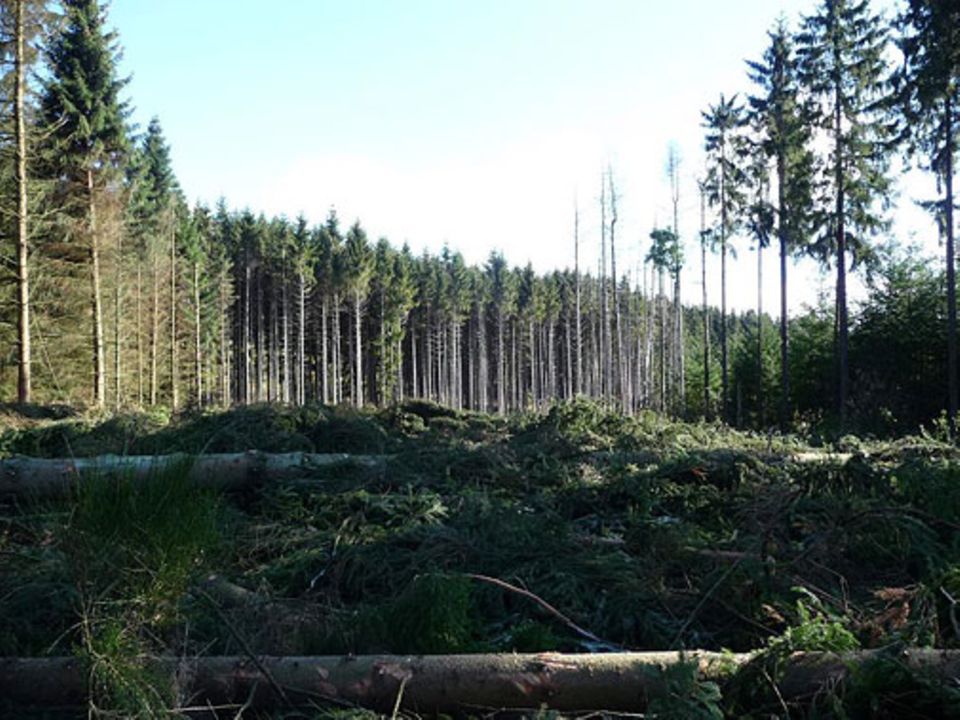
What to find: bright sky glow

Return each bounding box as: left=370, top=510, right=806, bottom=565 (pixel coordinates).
left=111, top=0, right=934, bottom=315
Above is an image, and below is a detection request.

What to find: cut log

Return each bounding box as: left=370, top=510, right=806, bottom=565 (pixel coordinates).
left=0, top=452, right=387, bottom=498
left=2, top=650, right=957, bottom=714
left=0, top=652, right=743, bottom=713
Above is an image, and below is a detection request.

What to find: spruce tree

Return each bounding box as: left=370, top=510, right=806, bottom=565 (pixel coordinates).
left=747, top=19, right=815, bottom=429
left=41, top=0, right=128, bottom=408
left=1, top=0, right=50, bottom=404
left=702, top=93, right=748, bottom=421
left=796, top=0, right=893, bottom=426
left=895, top=0, right=960, bottom=436
left=342, top=221, right=373, bottom=407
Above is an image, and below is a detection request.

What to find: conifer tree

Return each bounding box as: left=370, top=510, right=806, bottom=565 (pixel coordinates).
left=486, top=251, right=513, bottom=414
left=342, top=221, right=373, bottom=407
left=895, top=0, right=960, bottom=436
left=130, top=118, right=178, bottom=405
left=702, top=93, right=748, bottom=420
left=748, top=19, right=815, bottom=428
left=41, top=0, right=128, bottom=408
left=797, top=0, right=893, bottom=426
left=1, top=0, right=50, bottom=404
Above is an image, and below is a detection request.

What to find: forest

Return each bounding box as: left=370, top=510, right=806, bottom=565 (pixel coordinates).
left=2, top=0, right=960, bottom=718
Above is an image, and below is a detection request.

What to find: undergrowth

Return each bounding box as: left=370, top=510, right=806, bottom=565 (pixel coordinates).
left=2, top=399, right=960, bottom=717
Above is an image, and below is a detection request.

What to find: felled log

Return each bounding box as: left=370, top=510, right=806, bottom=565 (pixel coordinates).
left=0, top=451, right=387, bottom=498
left=0, top=652, right=744, bottom=712
left=2, top=650, right=958, bottom=714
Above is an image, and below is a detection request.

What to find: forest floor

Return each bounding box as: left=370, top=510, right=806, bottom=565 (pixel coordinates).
left=2, top=400, right=960, bottom=718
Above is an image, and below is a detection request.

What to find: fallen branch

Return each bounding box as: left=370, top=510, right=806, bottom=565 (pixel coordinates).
left=0, top=452, right=388, bottom=498
left=464, top=573, right=621, bottom=650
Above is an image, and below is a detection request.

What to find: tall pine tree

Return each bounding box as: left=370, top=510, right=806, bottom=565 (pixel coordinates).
left=895, top=0, right=960, bottom=436
left=702, top=93, right=748, bottom=421
left=797, top=0, right=892, bottom=426
left=41, top=0, right=128, bottom=407
left=747, top=19, right=815, bottom=429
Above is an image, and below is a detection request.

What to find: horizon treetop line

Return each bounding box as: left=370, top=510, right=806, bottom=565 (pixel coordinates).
left=1, top=0, right=956, bottom=436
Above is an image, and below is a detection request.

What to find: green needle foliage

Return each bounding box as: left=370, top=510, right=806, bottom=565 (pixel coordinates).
left=796, top=0, right=894, bottom=426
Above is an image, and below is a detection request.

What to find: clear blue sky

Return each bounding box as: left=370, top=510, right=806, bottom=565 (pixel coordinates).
left=110, top=0, right=924, bottom=314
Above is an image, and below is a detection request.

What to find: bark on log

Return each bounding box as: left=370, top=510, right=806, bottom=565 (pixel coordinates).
left=0, top=452, right=387, bottom=498
left=0, top=652, right=743, bottom=713
left=1, top=650, right=957, bottom=713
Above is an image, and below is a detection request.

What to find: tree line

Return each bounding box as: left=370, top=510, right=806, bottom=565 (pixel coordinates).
left=0, top=0, right=957, bottom=436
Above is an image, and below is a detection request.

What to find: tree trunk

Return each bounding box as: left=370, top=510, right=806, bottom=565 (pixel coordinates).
left=333, top=292, right=341, bottom=404
left=835, top=85, right=849, bottom=427
left=610, top=181, right=624, bottom=412
left=321, top=295, right=329, bottom=403
left=298, top=272, right=306, bottom=406
left=777, top=145, right=790, bottom=431
left=170, top=225, right=179, bottom=410
left=137, top=262, right=143, bottom=407
left=0, top=452, right=387, bottom=498
left=14, top=0, right=30, bottom=406
left=945, top=100, right=956, bottom=438
left=354, top=289, right=363, bottom=407
left=194, top=260, right=203, bottom=407
left=720, top=146, right=729, bottom=422
left=150, top=255, right=160, bottom=406
left=219, top=275, right=229, bottom=407
left=701, top=190, right=711, bottom=419
left=114, top=232, right=122, bottom=409
left=3, top=651, right=957, bottom=715
left=497, top=309, right=505, bottom=414
left=574, top=205, right=582, bottom=396
left=88, top=169, right=106, bottom=409
left=281, top=263, right=289, bottom=404
left=757, top=241, right=764, bottom=425
left=600, top=181, right=610, bottom=401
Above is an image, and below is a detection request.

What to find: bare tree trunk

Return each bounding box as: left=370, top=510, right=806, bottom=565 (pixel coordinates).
left=720, top=146, right=730, bottom=422
left=834, top=86, right=848, bottom=427
left=194, top=260, right=202, bottom=407
left=150, top=254, right=160, bottom=405
left=758, top=241, right=764, bottom=425
left=600, top=178, right=609, bottom=401
left=321, top=296, right=329, bottom=403
left=946, top=101, right=957, bottom=438
left=411, top=324, right=418, bottom=399
left=255, top=269, right=265, bottom=403
left=658, top=269, right=666, bottom=413
left=14, top=0, right=31, bottom=405
left=282, top=261, right=290, bottom=404
left=113, top=232, right=122, bottom=409
left=564, top=306, right=572, bottom=399
left=220, top=276, right=229, bottom=406
left=777, top=140, right=790, bottom=431
left=137, top=262, right=143, bottom=407
left=477, top=304, right=487, bottom=412
left=298, top=272, right=306, bottom=405
left=528, top=319, right=537, bottom=410
left=354, top=289, right=363, bottom=407
left=170, top=225, right=178, bottom=410
left=574, top=204, right=582, bottom=396
left=88, top=169, right=106, bottom=408
left=497, top=309, right=505, bottom=414
left=701, top=185, right=711, bottom=419
left=669, top=153, right=684, bottom=416
left=609, top=171, right=624, bottom=412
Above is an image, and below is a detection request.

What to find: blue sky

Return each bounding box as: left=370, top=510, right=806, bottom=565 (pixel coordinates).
left=110, top=0, right=928, bottom=314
